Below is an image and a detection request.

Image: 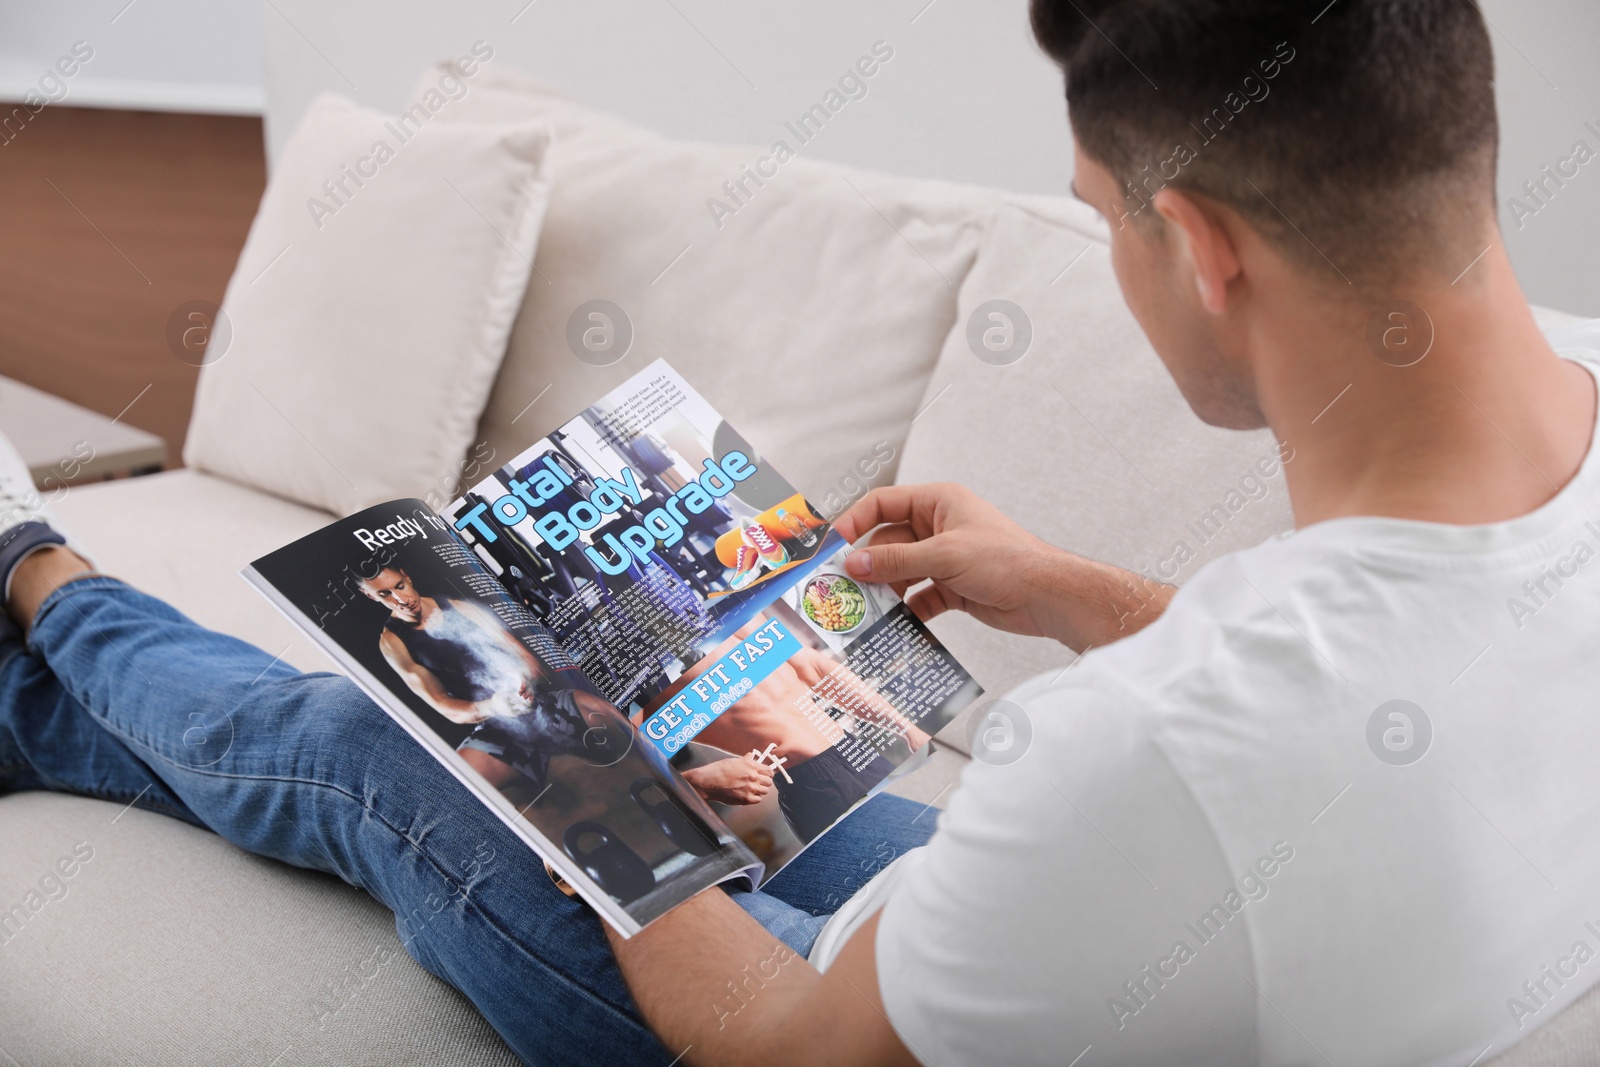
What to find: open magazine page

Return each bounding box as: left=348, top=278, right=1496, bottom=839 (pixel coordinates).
left=242, top=499, right=760, bottom=936
left=443, top=361, right=982, bottom=878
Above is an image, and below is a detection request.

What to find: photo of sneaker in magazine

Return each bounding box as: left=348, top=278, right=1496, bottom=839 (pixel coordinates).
left=246, top=360, right=981, bottom=936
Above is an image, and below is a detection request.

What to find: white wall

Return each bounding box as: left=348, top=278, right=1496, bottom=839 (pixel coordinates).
left=1489, top=0, right=1600, bottom=317
left=0, top=0, right=263, bottom=113
left=258, top=0, right=1600, bottom=315
left=25, top=0, right=1579, bottom=315
left=256, top=0, right=1073, bottom=198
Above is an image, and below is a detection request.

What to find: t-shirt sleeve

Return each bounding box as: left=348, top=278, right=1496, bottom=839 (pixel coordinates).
left=1544, top=316, right=1600, bottom=355
left=874, top=669, right=1261, bottom=1066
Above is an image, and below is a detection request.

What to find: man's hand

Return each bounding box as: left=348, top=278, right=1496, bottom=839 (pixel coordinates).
left=682, top=754, right=776, bottom=805
left=834, top=483, right=1175, bottom=651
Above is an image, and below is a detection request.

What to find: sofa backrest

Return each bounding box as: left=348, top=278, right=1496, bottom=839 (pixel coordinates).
left=422, top=63, right=1006, bottom=508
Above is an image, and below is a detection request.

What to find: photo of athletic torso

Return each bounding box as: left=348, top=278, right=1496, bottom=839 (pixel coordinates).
left=648, top=612, right=931, bottom=844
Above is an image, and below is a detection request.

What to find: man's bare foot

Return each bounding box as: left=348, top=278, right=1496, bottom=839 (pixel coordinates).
left=7, top=545, right=96, bottom=631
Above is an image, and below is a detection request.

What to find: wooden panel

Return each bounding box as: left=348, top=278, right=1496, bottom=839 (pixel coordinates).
left=0, top=105, right=265, bottom=463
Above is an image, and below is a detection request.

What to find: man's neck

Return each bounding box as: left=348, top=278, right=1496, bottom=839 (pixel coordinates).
left=1252, top=241, right=1597, bottom=529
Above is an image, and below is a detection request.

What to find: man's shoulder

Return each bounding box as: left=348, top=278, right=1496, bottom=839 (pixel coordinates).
left=1062, top=534, right=1345, bottom=717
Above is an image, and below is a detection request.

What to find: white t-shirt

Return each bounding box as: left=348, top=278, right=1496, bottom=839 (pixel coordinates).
left=819, top=322, right=1600, bottom=1066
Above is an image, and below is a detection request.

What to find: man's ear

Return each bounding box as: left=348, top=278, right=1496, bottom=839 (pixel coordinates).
left=1151, top=187, right=1242, bottom=315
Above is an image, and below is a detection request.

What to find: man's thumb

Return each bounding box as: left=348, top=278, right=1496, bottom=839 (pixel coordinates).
left=844, top=539, right=939, bottom=584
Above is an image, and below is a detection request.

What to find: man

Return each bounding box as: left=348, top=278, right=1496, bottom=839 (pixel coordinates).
left=602, top=3, right=1600, bottom=1065
left=0, top=5, right=1594, bottom=1067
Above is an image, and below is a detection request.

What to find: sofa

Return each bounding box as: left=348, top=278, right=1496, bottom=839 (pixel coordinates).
left=2, top=64, right=1594, bottom=1065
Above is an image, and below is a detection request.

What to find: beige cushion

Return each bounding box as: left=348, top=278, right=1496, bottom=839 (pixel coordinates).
left=895, top=199, right=1295, bottom=702
left=1489, top=984, right=1600, bottom=1065
left=185, top=88, right=553, bottom=516
left=0, top=792, right=518, bottom=1066
left=416, top=63, right=1002, bottom=512
left=53, top=469, right=339, bottom=674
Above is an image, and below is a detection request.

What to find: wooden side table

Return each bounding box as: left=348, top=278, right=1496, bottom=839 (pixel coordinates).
left=0, top=376, right=167, bottom=489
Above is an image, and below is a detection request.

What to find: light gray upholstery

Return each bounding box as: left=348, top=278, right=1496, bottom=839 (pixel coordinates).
left=1488, top=984, right=1600, bottom=1066
left=0, top=792, right=521, bottom=1066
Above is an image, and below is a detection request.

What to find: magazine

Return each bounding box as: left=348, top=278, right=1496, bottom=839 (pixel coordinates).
left=244, top=360, right=982, bottom=936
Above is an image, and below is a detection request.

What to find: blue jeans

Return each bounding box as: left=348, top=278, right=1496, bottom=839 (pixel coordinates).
left=0, top=577, right=936, bottom=1066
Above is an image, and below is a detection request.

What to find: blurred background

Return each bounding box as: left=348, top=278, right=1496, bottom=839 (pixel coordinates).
left=1, top=0, right=1597, bottom=465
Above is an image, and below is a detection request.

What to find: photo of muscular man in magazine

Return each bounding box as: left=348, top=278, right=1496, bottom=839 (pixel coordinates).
left=359, top=561, right=635, bottom=792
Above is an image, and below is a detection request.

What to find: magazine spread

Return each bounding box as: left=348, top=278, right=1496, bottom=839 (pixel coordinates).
left=244, top=360, right=981, bottom=936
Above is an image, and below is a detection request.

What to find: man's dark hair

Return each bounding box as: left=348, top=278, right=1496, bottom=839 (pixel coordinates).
left=1031, top=0, right=1498, bottom=284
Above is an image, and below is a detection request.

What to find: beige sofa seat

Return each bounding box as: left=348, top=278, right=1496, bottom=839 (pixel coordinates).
left=1, top=471, right=513, bottom=1062
left=0, top=792, right=521, bottom=1066
left=50, top=468, right=340, bottom=675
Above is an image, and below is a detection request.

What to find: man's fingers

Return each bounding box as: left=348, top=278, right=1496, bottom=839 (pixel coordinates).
left=906, top=583, right=957, bottom=623
left=844, top=534, right=948, bottom=586
left=860, top=522, right=917, bottom=549
left=833, top=484, right=946, bottom=543
left=855, top=523, right=920, bottom=596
